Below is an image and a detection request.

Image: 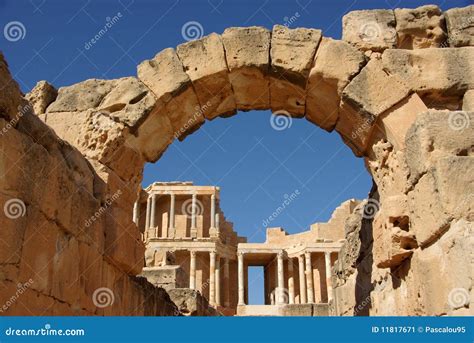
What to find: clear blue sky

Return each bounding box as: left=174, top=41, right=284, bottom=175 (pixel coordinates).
left=2, top=0, right=468, bottom=305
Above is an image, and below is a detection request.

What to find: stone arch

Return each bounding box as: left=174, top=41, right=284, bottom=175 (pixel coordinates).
left=22, top=4, right=474, bottom=316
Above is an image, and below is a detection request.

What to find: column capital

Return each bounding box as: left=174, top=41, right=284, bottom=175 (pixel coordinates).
left=277, top=250, right=285, bottom=259
left=237, top=251, right=245, bottom=258
left=190, top=250, right=197, bottom=257
left=210, top=250, right=216, bottom=258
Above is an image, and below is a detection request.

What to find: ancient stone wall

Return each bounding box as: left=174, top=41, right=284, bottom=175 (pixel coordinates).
left=1, top=4, right=473, bottom=316
left=0, top=54, right=178, bottom=316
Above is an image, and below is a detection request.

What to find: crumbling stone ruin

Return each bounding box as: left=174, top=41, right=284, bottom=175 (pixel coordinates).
left=0, top=4, right=472, bottom=316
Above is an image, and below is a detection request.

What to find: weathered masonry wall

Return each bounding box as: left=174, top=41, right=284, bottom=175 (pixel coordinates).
left=0, top=55, right=178, bottom=316
left=1, top=4, right=473, bottom=316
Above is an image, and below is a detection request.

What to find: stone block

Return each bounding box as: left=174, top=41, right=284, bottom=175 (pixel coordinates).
left=47, top=79, right=115, bottom=112
left=177, top=33, right=236, bottom=120
left=26, top=80, right=57, bottom=115
left=445, top=5, right=474, bottom=47
left=137, top=48, right=204, bottom=138
left=305, top=38, right=366, bottom=131
left=222, top=26, right=271, bottom=110
left=394, top=5, right=446, bottom=49
left=336, top=59, right=409, bottom=155
left=342, top=9, right=397, bottom=51
left=382, top=47, right=474, bottom=106
left=371, top=93, right=427, bottom=151
left=270, top=25, right=322, bottom=117
left=405, top=110, right=474, bottom=185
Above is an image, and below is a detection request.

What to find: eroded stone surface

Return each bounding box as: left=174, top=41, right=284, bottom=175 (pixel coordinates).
left=306, top=38, right=366, bottom=131
left=445, top=5, right=474, bottom=47
left=26, top=81, right=57, bottom=115
left=270, top=25, right=322, bottom=117
left=222, top=26, right=271, bottom=110
left=395, top=5, right=447, bottom=49
left=342, top=9, right=397, bottom=52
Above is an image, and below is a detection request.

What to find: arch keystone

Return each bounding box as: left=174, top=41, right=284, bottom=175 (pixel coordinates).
left=222, top=26, right=271, bottom=111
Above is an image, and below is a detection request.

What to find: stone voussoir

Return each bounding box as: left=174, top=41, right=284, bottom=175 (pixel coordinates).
left=176, top=32, right=237, bottom=120
left=221, top=26, right=271, bottom=111
left=336, top=58, right=410, bottom=156
left=305, top=37, right=367, bottom=131
left=137, top=48, right=204, bottom=140
left=270, top=25, right=322, bottom=117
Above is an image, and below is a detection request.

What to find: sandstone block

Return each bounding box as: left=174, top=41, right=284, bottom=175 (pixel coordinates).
left=463, top=90, right=474, bottom=111
left=26, top=80, right=57, bottom=114
left=177, top=33, right=236, bottom=120
left=222, top=27, right=271, bottom=110
left=371, top=93, right=427, bottom=151
left=410, top=153, right=473, bottom=248
left=47, top=79, right=115, bottom=112
left=405, top=110, right=474, bottom=185
left=336, top=59, right=409, bottom=155
left=445, top=5, right=474, bottom=47
left=382, top=47, right=474, bottom=107
left=137, top=48, right=204, bottom=137
left=342, top=9, right=397, bottom=52
left=394, top=5, right=447, bottom=49
left=98, top=77, right=156, bottom=128
left=270, top=25, right=322, bottom=117
left=0, top=192, right=27, bottom=264
left=411, top=219, right=473, bottom=315
left=305, top=38, right=366, bottom=131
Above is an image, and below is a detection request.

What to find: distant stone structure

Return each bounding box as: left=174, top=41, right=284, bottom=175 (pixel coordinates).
left=137, top=181, right=360, bottom=315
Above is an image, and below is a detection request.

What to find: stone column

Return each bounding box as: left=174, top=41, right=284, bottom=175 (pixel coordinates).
left=150, top=194, right=157, bottom=237
left=215, top=257, right=221, bottom=306
left=325, top=252, right=333, bottom=303
left=288, top=257, right=295, bottom=304
left=238, top=252, right=245, bottom=305
left=224, top=257, right=230, bottom=307
left=168, top=193, right=175, bottom=238
left=132, top=201, right=139, bottom=225
left=190, top=251, right=196, bottom=289
left=276, top=251, right=285, bottom=304
left=191, top=193, right=197, bottom=238
left=145, top=196, right=151, bottom=230
left=305, top=252, right=314, bottom=303
left=210, top=194, right=216, bottom=228
left=209, top=251, right=216, bottom=306
left=298, top=255, right=307, bottom=304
